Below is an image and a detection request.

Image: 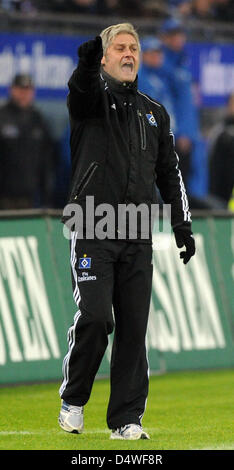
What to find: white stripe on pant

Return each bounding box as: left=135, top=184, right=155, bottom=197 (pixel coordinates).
left=59, top=231, right=81, bottom=398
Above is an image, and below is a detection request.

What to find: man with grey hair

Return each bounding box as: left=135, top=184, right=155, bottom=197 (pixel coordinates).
left=58, top=23, right=195, bottom=440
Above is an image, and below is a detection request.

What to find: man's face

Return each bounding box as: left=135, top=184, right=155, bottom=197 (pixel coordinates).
left=101, top=33, right=140, bottom=82
left=142, top=50, right=163, bottom=68
left=163, top=31, right=186, bottom=52
left=10, top=86, right=35, bottom=108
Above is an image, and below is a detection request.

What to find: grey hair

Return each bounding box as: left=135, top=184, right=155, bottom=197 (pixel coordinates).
left=100, top=23, right=141, bottom=55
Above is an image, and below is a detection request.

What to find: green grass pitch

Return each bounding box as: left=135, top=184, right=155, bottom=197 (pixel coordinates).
left=0, top=369, right=233, bottom=450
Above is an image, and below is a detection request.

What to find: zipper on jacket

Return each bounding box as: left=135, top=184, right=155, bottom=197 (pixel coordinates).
left=137, top=110, right=146, bottom=151
left=74, top=161, right=99, bottom=200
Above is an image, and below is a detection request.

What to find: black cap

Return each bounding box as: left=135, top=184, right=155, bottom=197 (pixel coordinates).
left=11, top=73, right=34, bottom=88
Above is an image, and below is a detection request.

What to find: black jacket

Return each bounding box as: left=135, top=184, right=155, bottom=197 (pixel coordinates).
left=65, top=57, right=191, bottom=238
left=0, top=100, right=54, bottom=207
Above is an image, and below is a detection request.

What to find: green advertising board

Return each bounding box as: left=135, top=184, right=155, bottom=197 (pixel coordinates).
left=0, top=212, right=233, bottom=385
left=0, top=217, right=67, bottom=383
left=148, top=216, right=234, bottom=373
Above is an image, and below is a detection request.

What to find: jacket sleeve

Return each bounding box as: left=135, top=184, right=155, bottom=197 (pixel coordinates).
left=155, top=105, right=192, bottom=228
left=67, top=53, right=102, bottom=120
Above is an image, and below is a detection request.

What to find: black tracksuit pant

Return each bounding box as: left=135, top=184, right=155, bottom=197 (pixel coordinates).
left=59, top=232, right=153, bottom=429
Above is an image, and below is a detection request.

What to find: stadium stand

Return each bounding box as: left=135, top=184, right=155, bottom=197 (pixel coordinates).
left=0, top=2, right=233, bottom=208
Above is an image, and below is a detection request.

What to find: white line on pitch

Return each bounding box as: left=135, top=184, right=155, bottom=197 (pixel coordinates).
left=0, top=429, right=110, bottom=435
left=0, top=431, right=32, bottom=435
left=0, top=428, right=155, bottom=436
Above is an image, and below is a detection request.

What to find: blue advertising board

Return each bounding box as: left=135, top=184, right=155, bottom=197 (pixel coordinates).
left=0, top=32, right=233, bottom=106
left=0, top=32, right=86, bottom=99
left=186, top=42, right=234, bottom=107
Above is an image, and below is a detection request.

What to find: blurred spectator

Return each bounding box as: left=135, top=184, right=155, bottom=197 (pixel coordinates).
left=138, top=36, right=177, bottom=136
left=2, top=0, right=234, bottom=19
left=191, top=0, right=214, bottom=19
left=0, top=0, right=19, bottom=10
left=138, top=35, right=217, bottom=209
left=159, top=17, right=200, bottom=189
left=208, top=93, right=234, bottom=206
left=0, top=0, right=35, bottom=12
left=0, top=73, right=55, bottom=210
left=168, top=0, right=192, bottom=17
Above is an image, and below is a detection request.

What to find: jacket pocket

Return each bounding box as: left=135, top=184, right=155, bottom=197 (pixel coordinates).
left=73, top=161, right=99, bottom=201
left=137, top=110, right=147, bottom=151
left=61, top=161, right=99, bottom=228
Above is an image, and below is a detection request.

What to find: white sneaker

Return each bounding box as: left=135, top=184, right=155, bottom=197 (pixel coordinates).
left=110, top=424, right=150, bottom=440
left=58, top=400, right=84, bottom=434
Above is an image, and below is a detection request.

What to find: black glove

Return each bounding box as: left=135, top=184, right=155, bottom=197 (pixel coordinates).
left=173, top=223, right=195, bottom=264
left=78, top=36, right=103, bottom=66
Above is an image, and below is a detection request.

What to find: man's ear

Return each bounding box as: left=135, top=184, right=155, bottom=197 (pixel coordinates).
left=101, top=55, right=106, bottom=66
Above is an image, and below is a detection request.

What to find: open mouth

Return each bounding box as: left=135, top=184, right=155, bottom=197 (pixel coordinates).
left=121, top=63, right=134, bottom=72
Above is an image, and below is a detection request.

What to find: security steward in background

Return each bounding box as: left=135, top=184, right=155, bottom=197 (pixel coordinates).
left=0, top=73, right=54, bottom=210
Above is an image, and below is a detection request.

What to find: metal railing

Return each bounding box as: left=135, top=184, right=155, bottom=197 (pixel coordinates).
left=0, top=10, right=234, bottom=42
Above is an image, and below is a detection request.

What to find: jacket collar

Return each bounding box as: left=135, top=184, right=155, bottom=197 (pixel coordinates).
left=7, top=99, right=32, bottom=111
left=100, top=67, right=138, bottom=95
